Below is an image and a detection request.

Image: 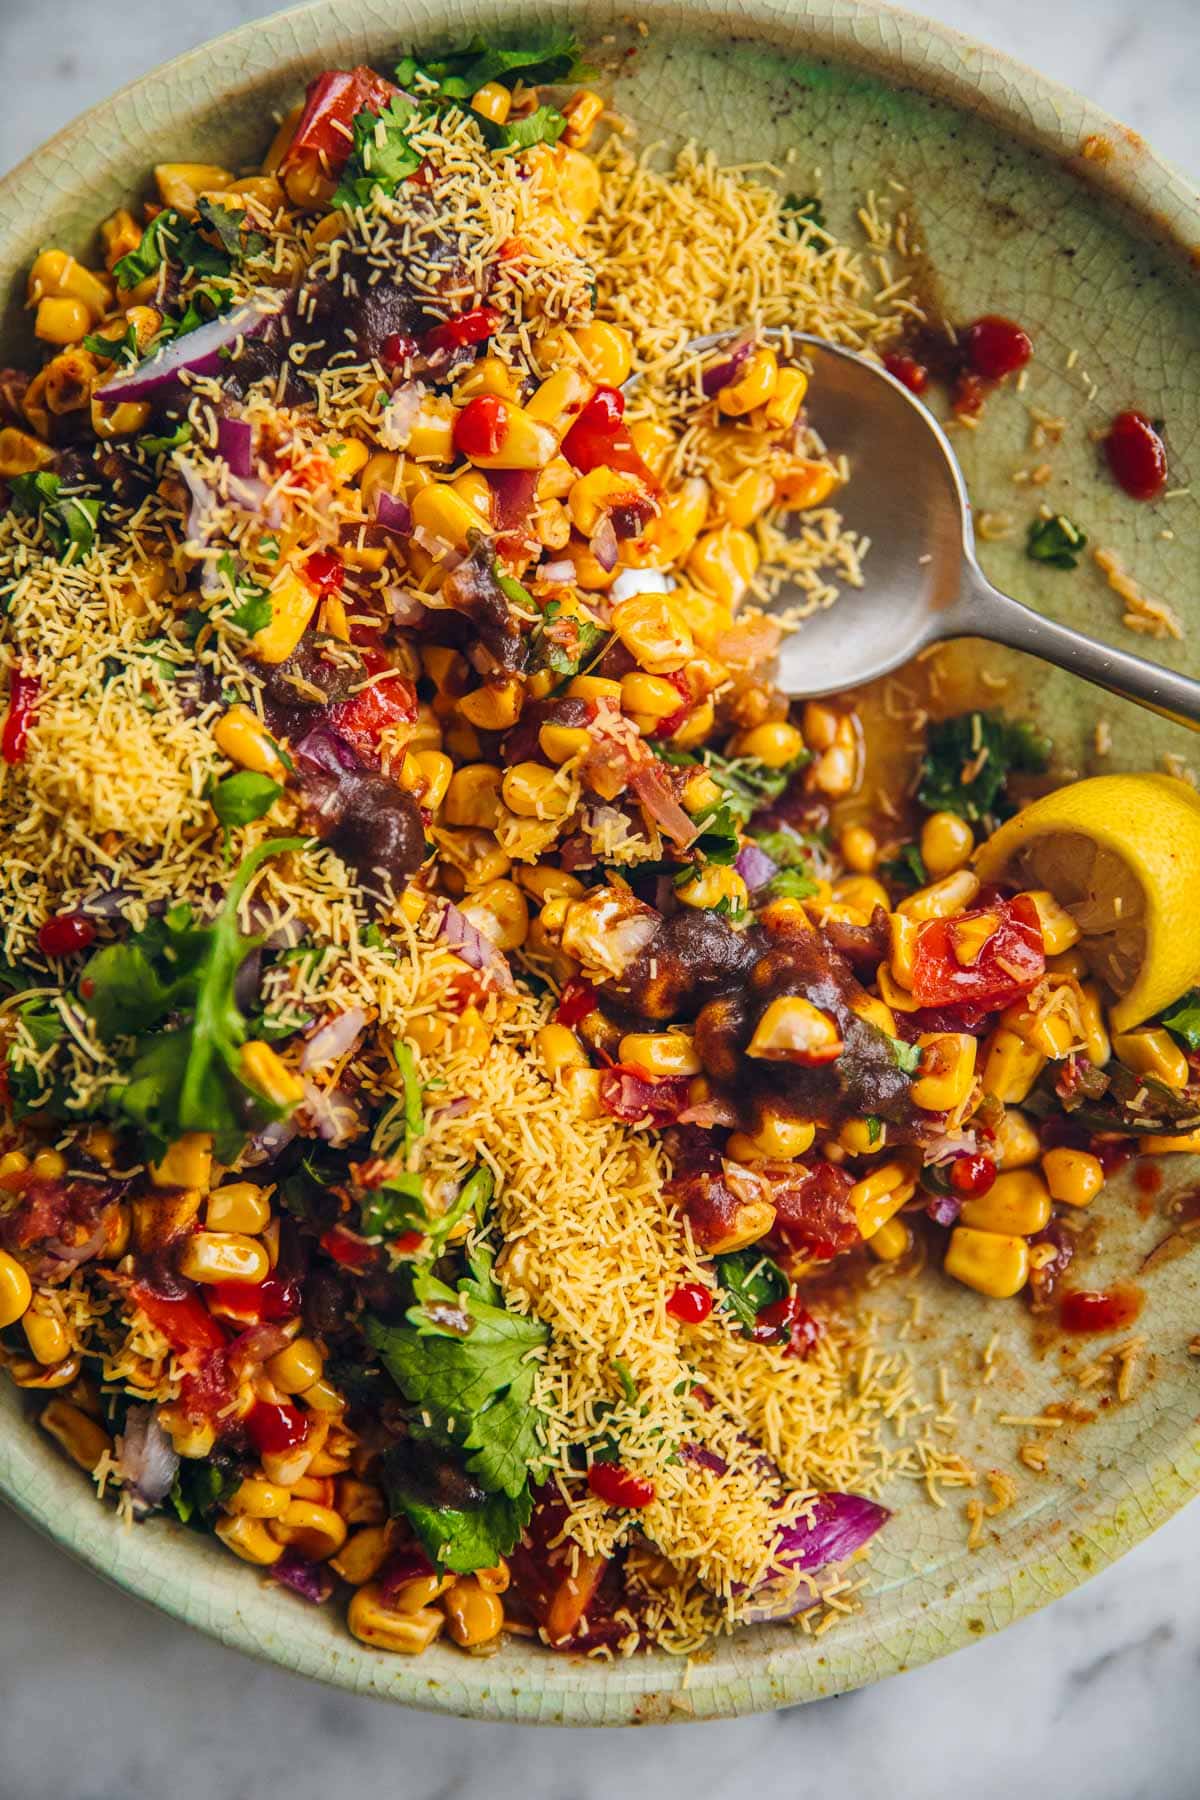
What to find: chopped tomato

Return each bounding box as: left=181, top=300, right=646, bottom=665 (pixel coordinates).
left=37, top=912, right=95, bottom=958
left=132, top=1282, right=228, bottom=1356
left=909, top=894, right=1044, bottom=1009
left=554, top=977, right=598, bottom=1028
left=599, top=1065, right=692, bottom=1126
left=453, top=394, right=509, bottom=459
left=649, top=672, right=693, bottom=741
left=588, top=1462, right=655, bottom=1509
left=379, top=332, right=419, bottom=371
left=765, top=1160, right=858, bottom=1261
left=2, top=671, right=39, bottom=764
left=508, top=1492, right=617, bottom=1646
left=304, top=548, right=345, bottom=594
left=883, top=351, right=929, bottom=395
left=423, top=306, right=501, bottom=357
left=328, top=665, right=417, bottom=764
left=561, top=386, right=657, bottom=487
left=207, top=1272, right=301, bottom=1324
left=282, top=67, right=398, bottom=174
left=246, top=1398, right=309, bottom=1455
left=752, top=1292, right=821, bottom=1357
left=320, top=1224, right=379, bottom=1271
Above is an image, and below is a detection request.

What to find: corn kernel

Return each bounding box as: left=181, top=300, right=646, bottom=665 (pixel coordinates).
left=155, top=161, right=233, bottom=211
left=980, top=1027, right=1046, bottom=1104
left=216, top=1513, right=284, bottom=1566
left=458, top=675, right=525, bottom=731
left=919, top=811, right=974, bottom=879
left=617, top=1032, right=701, bottom=1077
left=26, top=249, right=111, bottom=321
left=0, top=1250, right=33, bottom=1331
left=444, top=1575, right=505, bottom=1647
left=944, top=1227, right=1030, bottom=1298
left=1112, top=1027, right=1190, bottom=1091
left=0, top=427, right=55, bottom=477
left=774, top=457, right=839, bottom=510
left=961, top=1168, right=1051, bottom=1236
left=150, top=1133, right=212, bottom=1191
left=911, top=1032, right=978, bottom=1112
left=562, top=88, right=605, bottom=150
left=240, top=1041, right=305, bottom=1107
left=1018, top=889, right=1081, bottom=955
left=213, top=704, right=287, bottom=780
left=621, top=672, right=685, bottom=719
left=471, top=81, right=511, bottom=124
left=704, top=1198, right=778, bottom=1255
left=731, top=719, right=804, bottom=769
left=867, top=1217, right=911, bottom=1262
left=347, top=1584, right=444, bottom=1653
left=205, top=1182, right=270, bottom=1235
left=22, top=1306, right=69, bottom=1366
left=561, top=1065, right=604, bottom=1120
left=461, top=878, right=530, bottom=951
left=747, top=994, right=841, bottom=1062
left=850, top=1161, right=916, bottom=1239
left=39, top=1398, right=112, bottom=1471
left=536, top=1023, right=589, bottom=1076
left=225, top=1478, right=292, bottom=1519
left=539, top=722, right=591, bottom=764
left=34, top=295, right=92, bottom=346
left=898, top=869, right=982, bottom=921
left=687, top=524, right=759, bottom=608
left=718, top=346, right=778, bottom=417
left=501, top=761, right=572, bottom=820
left=763, top=365, right=809, bottom=430
left=1041, top=1147, right=1105, bottom=1207
left=264, top=1336, right=324, bottom=1395
left=250, top=569, right=318, bottom=664
left=179, top=1232, right=269, bottom=1286
left=444, top=764, right=504, bottom=829
left=994, top=1108, right=1041, bottom=1169
left=269, top=1498, right=347, bottom=1562
left=330, top=1524, right=394, bottom=1586
left=676, top=864, right=749, bottom=913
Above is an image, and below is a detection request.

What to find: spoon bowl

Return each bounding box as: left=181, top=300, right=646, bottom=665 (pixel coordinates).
left=675, top=330, right=1200, bottom=727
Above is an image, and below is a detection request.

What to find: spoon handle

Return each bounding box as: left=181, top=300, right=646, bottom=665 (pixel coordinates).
left=946, top=566, right=1200, bottom=732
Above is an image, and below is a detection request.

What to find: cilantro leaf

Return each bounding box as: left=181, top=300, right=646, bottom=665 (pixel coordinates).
left=195, top=196, right=268, bottom=262
left=381, top=1474, right=533, bottom=1575
left=879, top=841, right=927, bottom=889
left=475, top=104, right=567, bottom=152
left=113, top=209, right=232, bottom=289
left=139, top=421, right=193, bottom=455
left=1026, top=513, right=1088, bottom=570
left=783, top=193, right=827, bottom=241
left=889, top=1035, right=922, bottom=1075
left=917, top=711, right=1051, bottom=825
left=157, top=278, right=236, bottom=345
left=170, top=1459, right=240, bottom=1529
left=397, top=28, right=586, bottom=98
left=533, top=594, right=605, bottom=678
left=764, top=866, right=820, bottom=901
left=366, top=1269, right=547, bottom=1501
left=7, top=472, right=100, bottom=562
left=690, top=803, right=740, bottom=866
left=83, top=321, right=139, bottom=366
left=333, top=96, right=422, bottom=210
left=714, top=1249, right=788, bottom=1335
left=701, top=747, right=810, bottom=826
left=215, top=554, right=272, bottom=637
left=209, top=771, right=281, bottom=832
left=1161, top=990, right=1200, bottom=1051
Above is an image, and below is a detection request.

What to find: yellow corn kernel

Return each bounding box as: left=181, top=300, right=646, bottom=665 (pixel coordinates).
left=261, top=1338, right=323, bottom=1400
left=216, top=1513, right=284, bottom=1566
left=211, top=704, right=286, bottom=780
left=34, top=295, right=92, bottom=346
left=526, top=366, right=595, bottom=440
left=39, top=1398, right=112, bottom=1471
left=131, top=1191, right=202, bottom=1256
left=570, top=321, right=633, bottom=388
left=0, top=427, right=54, bottom=477
left=444, top=1575, right=506, bottom=1648
left=560, top=1065, right=603, bottom=1120
left=835, top=824, right=875, bottom=873
left=944, top=1227, right=1030, bottom=1299
left=471, top=80, right=511, bottom=124
left=516, top=868, right=584, bottom=908
left=337, top=1478, right=386, bottom=1526
left=1001, top=991, right=1080, bottom=1060
left=330, top=1524, right=394, bottom=1586
left=618, top=672, right=682, bottom=720
left=401, top=749, right=453, bottom=812
left=718, top=346, right=778, bottom=417
left=100, top=207, right=142, bottom=270
left=867, top=1216, right=911, bottom=1262
left=669, top=697, right=716, bottom=750
left=612, top=593, right=695, bottom=674
left=849, top=1161, right=916, bottom=1240
left=155, top=161, right=233, bottom=211
left=840, top=1116, right=888, bottom=1156
left=205, top=1182, right=270, bottom=1235
left=501, top=761, right=572, bottom=820
left=763, top=365, right=809, bottom=430
left=7, top=1354, right=80, bottom=1390
left=713, top=466, right=773, bottom=530
left=249, top=569, right=318, bottom=664
left=730, top=719, right=803, bottom=769
left=618, top=1032, right=701, bottom=1077
left=300, top=1377, right=345, bottom=1415
left=305, top=1427, right=352, bottom=1478
left=759, top=897, right=815, bottom=936
left=179, top=1232, right=269, bottom=1286
left=150, top=1132, right=212, bottom=1191
left=643, top=478, right=709, bottom=565
left=1041, top=1147, right=1106, bottom=1208
left=565, top=675, right=622, bottom=708
left=561, top=87, right=605, bottom=149
left=465, top=400, right=557, bottom=471
left=406, top=396, right=455, bottom=462
left=0, top=1151, right=28, bottom=1178
left=269, top=1498, right=347, bottom=1562
left=225, top=1477, right=292, bottom=1519
left=535, top=1023, right=589, bottom=1076
left=746, top=995, right=842, bottom=1063
left=1018, top=888, right=1081, bottom=955
left=994, top=1108, right=1041, bottom=1169
left=91, top=394, right=151, bottom=441
left=240, top=1041, right=305, bottom=1108
left=567, top=464, right=645, bottom=537
left=1140, top=1128, right=1200, bottom=1154
left=157, top=1406, right=217, bottom=1459
left=433, top=827, right=512, bottom=889
left=919, top=811, right=974, bottom=879
left=832, top=876, right=891, bottom=921
left=910, top=1032, right=978, bottom=1113
left=538, top=722, right=591, bottom=765
left=27, top=249, right=111, bottom=321
left=628, top=418, right=676, bottom=481
left=359, top=452, right=402, bottom=513
left=385, top=1571, right=455, bottom=1614
left=451, top=468, right=494, bottom=526
left=456, top=355, right=521, bottom=402
left=0, top=1250, right=33, bottom=1331
left=676, top=864, right=749, bottom=913
left=1112, top=1027, right=1190, bottom=1091
left=43, top=347, right=99, bottom=416
left=961, top=1168, right=1051, bottom=1236
left=409, top=480, right=484, bottom=553
left=704, top=1198, right=778, bottom=1255
left=745, top=1112, right=817, bottom=1159
left=461, top=878, right=530, bottom=952
left=1077, top=982, right=1111, bottom=1068
left=23, top=1307, right=70, bottom=1366
left=442, top=764, right=503, bottom=831
left=980, top=1027, right=1046, bottom=1104
left=347, top=1584, right=444, bottom=1654
left=458, top=675, right=525, bottom=731
left=898, top=869, right=982, bottom=921
left=475, top=1559, right=511, bottom=1596
left=31, top=1147, right=66, bottom=1180
left=687, top=524, right=759, bottom=608
left=774, top=457, right=840, bottom=510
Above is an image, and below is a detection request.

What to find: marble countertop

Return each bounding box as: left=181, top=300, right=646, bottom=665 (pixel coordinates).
left=1, top=3, right=1198, bottom=1794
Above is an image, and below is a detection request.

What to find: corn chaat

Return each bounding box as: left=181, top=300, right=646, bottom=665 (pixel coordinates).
left=1, top=32, right=1198, bottom=1660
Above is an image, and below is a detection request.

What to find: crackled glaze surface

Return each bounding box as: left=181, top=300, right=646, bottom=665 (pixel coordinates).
left=0, top=0, right=1198, bottom=1726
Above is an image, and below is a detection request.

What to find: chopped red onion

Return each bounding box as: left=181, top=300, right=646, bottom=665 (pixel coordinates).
left=227, top=1322, right=293, bottom=1373
left=383, top=586, right=427, bottom=627
left=270, top=1549, right=336, bottom=1605
left=295, top=720, right=361, bottom=776
left=378, top=1547, right=436, bottom=1607
left=94, top=301, right=273, bottom=402
left=438, top=899, right=516, bottom=994
left=628, top=759, right=697, bottom=850
left=539, top=558, right=576, bottom=584
left=301, top=1080, right=360, bottom=1143
left=43, top=1223, right=108, bottom=1267
left=245, top=1116, right=300, bottom=1165
left=300, top=1006, right=367, bottom=1072
left=734, top=842, right=778, bottom=891
left=681, top=1442, right=728, bottom=1475
left=609, top=567, right=673, bottom=603
left=926, top=1191, right=962, bottom=1228
left=589, top=514, right=619, bottom=571
left=745, top=1493, right=890, bottom=1621
left=114, top=1405, right=179, bottom=1513
left=700, top=334, right=754, bottom=397
left=178, top=458, right=216, bottom=547
left=217, top=415, right=253, bottom=478
left=374, top=489, right=413, bottom=536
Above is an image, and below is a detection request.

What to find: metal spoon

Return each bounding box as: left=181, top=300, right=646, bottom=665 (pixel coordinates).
left=672, top=330, right=1200, bottom=728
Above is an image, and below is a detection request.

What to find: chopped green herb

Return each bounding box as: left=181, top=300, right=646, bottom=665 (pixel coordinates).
left=764, top=866, right=821, bottom=901
left=714, top=1248, right=789, bottom=1335
left=866, top=1115, right=883, bottom=1145
left=209, top=770, right=282, bottom=835
left=195, top=195, right=268, bottom=262
left=783, top=193, right=827, bottom=240
left=534, top=595, right=605, bottom=677
left=396, top=28, right=586, bottom=98
left=690, top=802, right=740, bottom=867
left=879, top=842, right=927, bottom=889
left=139, top=421, right=193, bottom=456
left=700, top=747, right=810, bottom=826
left=170, top=1459, right=240, bottom=1529
left=1026, top=512, right=1088, bottom=570
left=475, top=104, right=567, bottom=153
left=1161, top=990, right=1200, bottom=1052
left=83, top=321, right=139, bottom=366
left=7, top=472, right=100, bottom=562
left=889, top=1035, right=922, bottom=1075
left=113, top=208, right=232, bottom=289
left=917, top=710, right=1051, bottom=825
left=333, top=96, right=423, bottom=210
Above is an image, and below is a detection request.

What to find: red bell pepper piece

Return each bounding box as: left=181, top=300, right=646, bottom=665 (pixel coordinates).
left=132, top=1282, right=228, bottom=1356
left=2, top=672, right=39, bottom=764
left=554, top=978, right=598, bottom=1028
left=282, top=66, right=398, bottom=174
left=304, top=548, right=345, bottom=594
left=910, top=894, right=1044, bottom=1009
left=561, top=386, right=657, bottom=487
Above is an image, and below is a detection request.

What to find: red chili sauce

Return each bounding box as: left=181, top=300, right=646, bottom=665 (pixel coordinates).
left=1104, top=410, right=1168, bottom=501
left=1058, top=1282, right=1144, bottom=1334
left=885, top=314, right=1032, bottom=416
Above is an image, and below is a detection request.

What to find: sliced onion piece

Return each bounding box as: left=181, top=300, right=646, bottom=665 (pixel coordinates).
left=374, top=489, right=413, bottom=536
left=217, top=415, right=253, bottom=478
left=300, top=1006, right=367, bottom=1072
left=700, top=333, right=754, bottom=397
left=438, top=899, right=516, bottom=994
left=589, top=514, right=619, bottom=572
left=609, top=567, right=673, bottom=604
left=735, top=842, right=778, bottom=891
left=94, top=301, right=274, bottom=403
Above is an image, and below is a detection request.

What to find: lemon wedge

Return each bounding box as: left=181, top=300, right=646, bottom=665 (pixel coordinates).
left=974, top=773, right=1200, bottom=1032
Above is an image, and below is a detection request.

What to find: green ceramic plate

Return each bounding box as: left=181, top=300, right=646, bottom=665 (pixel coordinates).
left=1, top=0, right=1197, bottom=1725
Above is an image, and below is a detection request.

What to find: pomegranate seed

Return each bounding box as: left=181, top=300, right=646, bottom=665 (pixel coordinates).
left=37, top=912, right=96, bottom=959
left=883, top=351, right=929, bottom=395
left=665, top=1282, right=713, bottom=1324
left=961, top=315, right=1033, bottom=381
left=587, top=1462, right=655, bottom=1509
left=1104, top=410, right=1168, bottom=501
left=948, top=1153, right=996, bottom=1197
